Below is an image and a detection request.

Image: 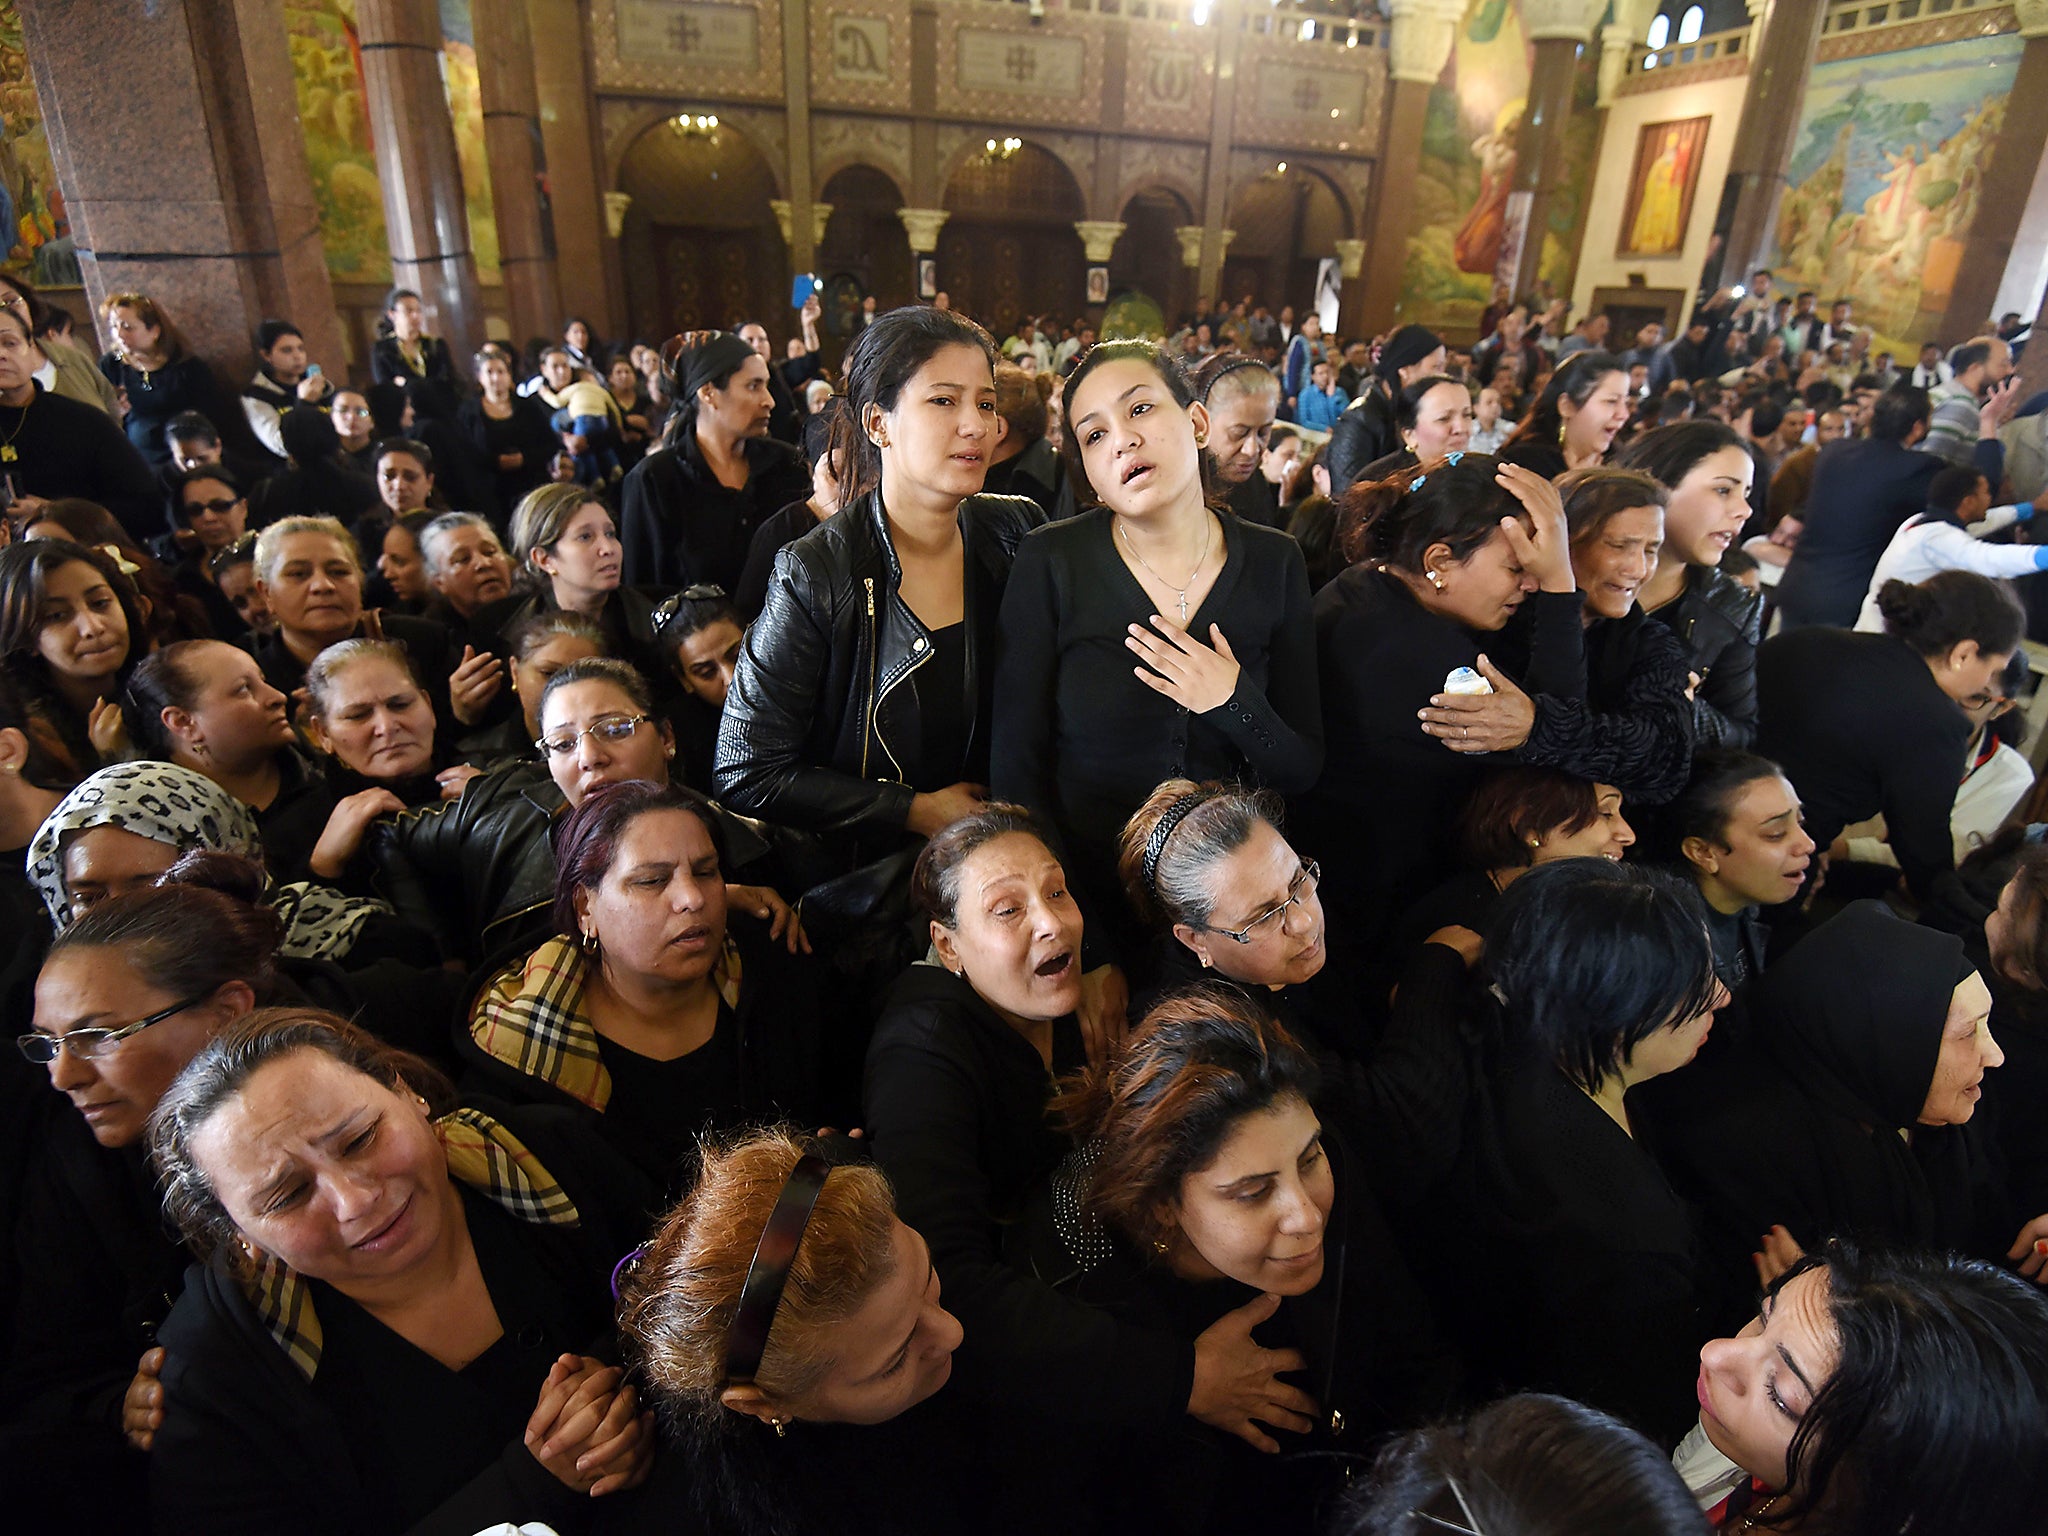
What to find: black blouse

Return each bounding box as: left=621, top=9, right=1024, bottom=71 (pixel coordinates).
left=591, top=1005, right=742, bottom=1183
left=992, top=509, right=1321, bottom=923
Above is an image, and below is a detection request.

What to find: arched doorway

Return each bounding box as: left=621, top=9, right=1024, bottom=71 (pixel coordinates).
left=938, top=142, right=1085, bottom=338
left=1115, top=188, right=1196, bottom=332
left=1223, top=170, right=1349, bottom=319
left=816, top=164, right=910, bottom=352
left=617, top=119, right=782, bottom=339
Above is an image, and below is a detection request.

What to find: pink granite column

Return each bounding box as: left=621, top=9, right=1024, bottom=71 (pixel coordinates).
left=473, top=0, right=562, bottom=347
left=17, top=0, right=345, bottom=386
left=356, top=0, right=485, bottom=358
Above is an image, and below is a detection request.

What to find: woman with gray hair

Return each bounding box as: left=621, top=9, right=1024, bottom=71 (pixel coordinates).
left=414, top=511, right=512, bottom=628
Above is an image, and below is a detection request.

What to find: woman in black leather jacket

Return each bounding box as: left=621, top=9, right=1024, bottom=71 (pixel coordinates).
left=714, top=307, right=1042, bottom=879
left=1617, top=420, right=1765, bottom=749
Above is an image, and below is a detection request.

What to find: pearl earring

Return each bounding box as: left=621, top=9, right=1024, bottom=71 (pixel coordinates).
left=1426, top=569, right=1447, bottom=592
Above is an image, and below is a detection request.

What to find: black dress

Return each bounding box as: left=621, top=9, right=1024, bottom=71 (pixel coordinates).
left=618, top=432, right=810, bottom=593
left=992, top=509, right=1322, bottom=941
left=456, top=395, right=558, bottom=523
left=1755, top=626, right=1971, bottom=905
left=370, top=334, right=462, bottom=423
left=862, top=965, right=1195, bottom=1427
left=97, top=352, right=231, bottom=469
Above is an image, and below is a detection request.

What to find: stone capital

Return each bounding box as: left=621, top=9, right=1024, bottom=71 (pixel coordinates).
left=1216, top=228, right=1238, bottom=255
left=1521, top=0, right=1601, bottom=44
left=1073, top=220, right=1127, bottom=263
left=1333, top=238, right=1367, bottom=280
left=1175, top=224, right=1206, bottom=269
left=1386, top=0, right=1467, bottom=84
left=602, top=190, right=632, bottom=239
left=2017, top=0, right=2048, bottom=38
left=898, top=206, right=950, bottom=254
left=1597, top=23, right=1636, bottom=106
left=770, top=199, right=836, bottom=248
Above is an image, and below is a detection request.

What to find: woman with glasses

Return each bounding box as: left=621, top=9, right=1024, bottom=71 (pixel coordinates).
left=0, top=302, right=160, bottom=540
left=993, top=341, right=1320, bottom=960
left=167, top=464, right=254, bottom=635
left=2, top=870, right=285, bottom=1522
left=1757, top=570, right=2025, bottom=914
left=462, top=780, right=833, bottom=1193
left=95, top=291, right=232, bottom=471
left=364, top=659, right=797, bottom=966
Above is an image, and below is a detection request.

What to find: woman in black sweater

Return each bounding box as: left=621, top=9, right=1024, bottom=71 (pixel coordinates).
left=368, top=287, right=462, bottom=424
left=863, top=810, right=1298, bottom=1502
left=619, top=332, right=811, bottom=593
left=1756, top=569, right=2024, bottom=911
left=993, top=340, right=1321, bottom=948
left=1016, top=986, right=1455, bottom=1534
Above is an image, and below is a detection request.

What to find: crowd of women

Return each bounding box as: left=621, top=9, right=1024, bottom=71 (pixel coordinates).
left=1, top=284, right=2046, bottom=1536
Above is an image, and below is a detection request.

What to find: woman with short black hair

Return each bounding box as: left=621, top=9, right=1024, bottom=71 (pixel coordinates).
left=1436, top=858, right=1724, bottom=1445
left=1665, top=752, right=1815, bottom=991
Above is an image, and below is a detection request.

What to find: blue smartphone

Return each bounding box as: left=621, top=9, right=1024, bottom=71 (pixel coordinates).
left=791, top=274, right=820, bottom=309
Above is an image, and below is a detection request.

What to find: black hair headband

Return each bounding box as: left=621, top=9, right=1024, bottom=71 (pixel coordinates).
left=1197, top=356, right=1270, bottom=404
left=1142, top=793, right=1208, bottom=896
left=652, top=582, right=729, bottom=639
left=723, top=1154, right=832, bottom=1386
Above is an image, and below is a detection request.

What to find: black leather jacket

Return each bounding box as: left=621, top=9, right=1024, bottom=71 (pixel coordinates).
left=1645, top=564, right=1763, bottom=750
left=714, top=490, right=1042, bottom=853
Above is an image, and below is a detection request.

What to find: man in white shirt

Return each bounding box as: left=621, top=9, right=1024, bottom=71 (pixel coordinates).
left=1854, top=464, right=2048, bottom=631
left=1911, top=342, right=1953, bottom=391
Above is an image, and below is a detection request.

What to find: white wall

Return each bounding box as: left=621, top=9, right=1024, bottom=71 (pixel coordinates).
left=1572, top=70, right=1751, bottom=325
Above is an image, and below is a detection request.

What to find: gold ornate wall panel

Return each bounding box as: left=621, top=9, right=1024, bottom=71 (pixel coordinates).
left=810, top=0, right=915, bottom=111
left=1232, top=35, right=1385, bottom=155
left=932, top=10, right=1110, bottom=130
left=590, top=0, right=786, bottom=101
left=813, top=113, right=914, bottom=197
left=1120, top=21, right=1219, bottom=138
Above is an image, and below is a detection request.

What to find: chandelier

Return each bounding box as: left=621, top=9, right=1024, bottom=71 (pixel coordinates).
left=982, top=136, right=1023, bottom=163
left=670, top=113, right=720, bottom=141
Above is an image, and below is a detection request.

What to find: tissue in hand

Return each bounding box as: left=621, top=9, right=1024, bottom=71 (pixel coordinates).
left=1443, top=666, right=1494, bottom=696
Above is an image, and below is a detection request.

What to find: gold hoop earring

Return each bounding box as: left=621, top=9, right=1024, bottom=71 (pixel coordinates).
left=772, top=1417, right=790, bottom=1438
left=580, top=929, right=600, bottom=956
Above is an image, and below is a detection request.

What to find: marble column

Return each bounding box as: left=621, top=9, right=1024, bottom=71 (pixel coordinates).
left=1361, top=0, right=1465, bottom=334
left=1508, top=0, right=1599, bottom=300
left=357, top=0, right=483, bottom=358
left=781, top=0, right=819, bottom=279
left=1197, top=2, right=1246, bottom=307
left=1698, top=0, right=1829, bottom=295
left=18, top=0, right=344, bottom=385
left=473, top=0, right=561, bottom=347
left=2015, top=246, right=2048, bottom=408
left=525, top=0, right=617, bottom=334
left=1940, top=0, right=2048, bottom=346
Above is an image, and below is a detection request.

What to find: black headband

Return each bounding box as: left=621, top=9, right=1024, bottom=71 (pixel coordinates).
left=1197, top=356, right=1271, bottom=404
left=723, top=1154, right=832, bottom=1386
left=1142, top=793, right=1208, bottom=896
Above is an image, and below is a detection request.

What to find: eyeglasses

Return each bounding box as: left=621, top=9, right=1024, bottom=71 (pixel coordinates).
left=536, top=712, right=651, bottom=756
left=1204, top=860, right=1320, bottom=945
left=181, top=497, right=242, bottom=517
left=17, top=995, right=204, bottom=1064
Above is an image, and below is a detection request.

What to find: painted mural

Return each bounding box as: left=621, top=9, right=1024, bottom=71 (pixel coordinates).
left=1769, top=34, right=2021, bottom=355
left=1399, top=0, right=1599, bottom=333
left=285, top=0, right=391, bottom=285
left=438, top=0, right=500, bottom=282
left=0, top=0, right=73, bottom=287
left=286, top=0, right=499, bottom=287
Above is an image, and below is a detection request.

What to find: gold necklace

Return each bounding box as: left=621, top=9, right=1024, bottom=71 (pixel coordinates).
left=1117, top=513, right=1212, bottom=623
left=0, top=390, right=31, bottom=462
left=1736, top=1493, right=1783, bottom=1532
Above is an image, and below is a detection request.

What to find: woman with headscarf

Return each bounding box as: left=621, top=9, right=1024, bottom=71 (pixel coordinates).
left=1323, top=325, right=1446, bottom=501
left=618, top=332, right=811, bottom=593
left=1646, top=899, right=2027, bottom=1333
left=25, top=759, right=422, bottom=968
